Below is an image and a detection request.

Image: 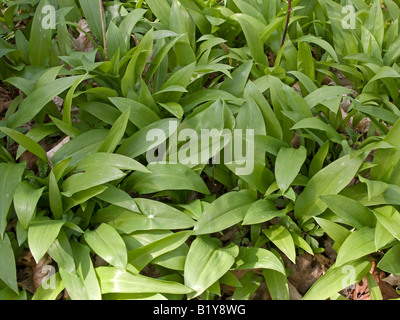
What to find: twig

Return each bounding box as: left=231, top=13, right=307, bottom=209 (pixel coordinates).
left=99, top=0, right=108, bottom=60
left=281, top=0, right=293, bottom=48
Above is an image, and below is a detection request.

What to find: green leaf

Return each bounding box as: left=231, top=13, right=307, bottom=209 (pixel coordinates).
left=78, top=0, right=103, bottom=45
left=184, top=236, right=239, bottom=298
left=8, top=75, right=86, bottom=129
left=232, top=271, right=262, bottom=300
left=243, top=199, right=283, bottom=225
left=302, top=259, right=371, bottom=300
left=234, top=14, right=269, bottom=66
left=76, top=153, right=149, bottom=173
left=62, top=166, right=126, bottom=197
left=373, top=206, right=400, bottom=240
left=314, top=217, right=351, bottom=250
left=28, top=0, right=53, bottom=67
left=320, top=195, right=376, bottom=228
left=127, top=230, right=193, bottom=273
left=70, top=240, right=102, bottom=300
left=233, top=247, right=286, bottom=274
left=0, top=233, right=18, bottom=293
left=117, top=118, right=180, bottom=159
left=366, top=273, right=383, bottom=300
left=93, top=198, right=195, bottom=234
left=275, top=146, right=307, bottom=193
left=96, top=267, right=192, bottom=294
left=335, top=227, right=376, bottom=267
left=109, top=97, right=160, bottom=129
left=263, top=225, right=296, bottom=264
left=129, top=163, right=210, bottom=195
left=49, top=170, right=63, bottom=220
left=377, top=244, right=400, bottom=275
left=84, top=223, right=127, bottom=270
left=0, top=163, right=25, bottom=238
left=0, top=127, right=48, bottom=162
left=294, top=154, right=365, bottom=224
left=28, top=218, right=65, bottom=263
left=13, top=182, right=44, bottom=229
left=194, top=190, right=257, bottom=235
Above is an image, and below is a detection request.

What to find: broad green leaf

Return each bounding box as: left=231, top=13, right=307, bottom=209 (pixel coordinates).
left=96, top=184, right=137, bottom=212
left=13, top=182, right=44, bottom=229
left=84, top=223, right=127, bottom=270
left=320, top=195, right=376, bottom=228
left=0, top=163, right=25, bottom=238
left=0, top=233, right=18, bottom=293
left=294, top=154, right=365, bottom=224
left=32, top=272, right=64, bottom=300
left=371, top=118, right=400, bottom=186
left=76, top=153, right=149, bottom=173
left=93, top=198, right=195, bottom=233
left=127, top=231, right=193, bottom=273
left=96, top=267, right=192, bottom=294
left=0, top=127, right=47, bottom=162
left=243, top=199, right=283, bottom=225
left=28, top=218, right=65, bottom=263
left=129, top=163, right=210, bottom=195
left=62, top=166, right=126, bottom=197
left=303, top=259, right=371, bottom=300
left=234, top=14, right=269, bottom=66
left=377, top=244, right=400, bottom=275
left=275, top=146, right=307, bottom=193
left=109, top=97, right=160, bottom=129
left=233, top=247, right=285, bottom=274
left=263, top=225, right=296, bottom=264
left=308, top=141, right=329, bottom=178
left=78, top=0, right=103, bottom=45
left=314, top=217, right=351, bottom=250
left=375, top=220, right=394, bottom=251
left=335, top=227, right=376, bottom=267
left=297, top=42, right=315, bottom=82
left=194, top=190, right=257, bottom=235
left=49, top=170, right=63, bottom=220
left=184, top=236, right=239, bottom=298
left=232, top=271, right=262, bottom=300
left=373, top=206, right=400, bottom=240
left=294, top=35, right=339, bottom=63
left=28, top=0, right=53, bottom=67
left=117, top=118, right=180, bottom=159
left=97, top=109, right=130, bottom=153
left=7, top=75, right=86, bottom=129
left=366, top=273, right=383, bottom=300
left=70, top=240, right=101, bottom=300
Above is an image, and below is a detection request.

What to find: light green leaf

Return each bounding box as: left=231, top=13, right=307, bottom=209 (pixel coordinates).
left=233, top=247, right=286, bottom=274
left=377, top=244, right=400, bottom=275
left=0, top=127, right=47, bottom=162
left=0, top=163, right=26, bottom=238
left=0, top=233, right=18, bottom=293
left=263, top=225, right=296, bottom=264
left=303, top=259, right=371, bottom=300
left=93, top=198, right=195, bottom=234
left=275, top=146, right=307, bottom=193
left=243, top=199, right=283, bottom=225
left=194, top=190, right=257, bottom=235
left=28, top=218, right=65, bottom=263
left=84, top=223, right=127, bottom=270
left=13, top=182, right=44, bottom=229
left=373, top=206, right=400, bottom=240
left=98, top=108, right=130, bottom=153
left=96, top=267, right=192, bottom=294
left=184, top=236, right=239, bottom=298
left=294, top=154, right=365, bottom=224
left=129, top=163, right=210, bottom=195
left=335, top=227, right=376, bottom=267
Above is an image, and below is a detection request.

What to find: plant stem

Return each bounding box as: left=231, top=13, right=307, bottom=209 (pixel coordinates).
left=281, top=0, right=292, bottom=48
